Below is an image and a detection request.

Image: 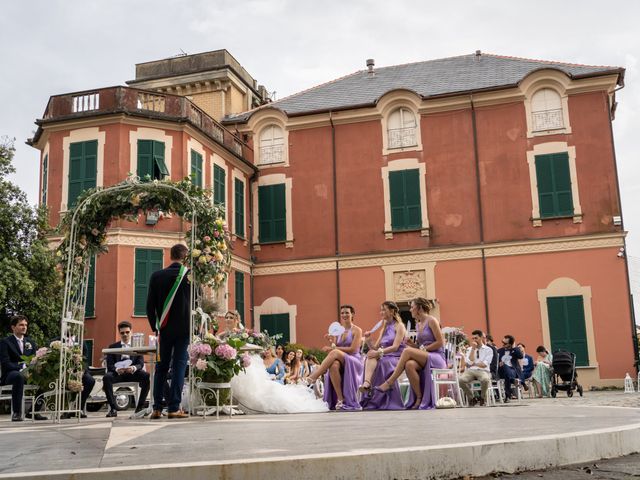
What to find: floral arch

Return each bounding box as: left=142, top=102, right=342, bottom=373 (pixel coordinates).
left=49, top=175, right=231, bottom=420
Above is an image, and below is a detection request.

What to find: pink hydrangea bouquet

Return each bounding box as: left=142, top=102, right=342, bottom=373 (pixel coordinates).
left=189, top=334, right=248, bottom=383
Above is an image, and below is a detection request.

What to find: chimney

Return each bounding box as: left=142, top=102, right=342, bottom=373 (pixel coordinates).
left=475, top=50, right=482, bottom=58
left=366, top=58, right=375, bottom=77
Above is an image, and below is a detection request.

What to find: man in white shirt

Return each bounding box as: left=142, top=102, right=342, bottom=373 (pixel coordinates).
left=102, top=321, right=150, bottom=417
left=458, top=329, right=494, bottom=406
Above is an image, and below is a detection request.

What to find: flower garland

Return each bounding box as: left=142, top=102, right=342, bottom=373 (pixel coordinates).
left=55, top=177, right=232, bottom=317
left=23, top=341, right=84, bottom=393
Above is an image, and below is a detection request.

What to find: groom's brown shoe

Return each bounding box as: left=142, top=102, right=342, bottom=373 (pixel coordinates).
left=149, top=410, right=162, bottom=420
left=168, top=410, right=189, bottom=419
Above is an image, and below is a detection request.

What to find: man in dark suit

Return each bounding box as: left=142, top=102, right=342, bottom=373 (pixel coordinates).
left=497, top=334, right=523, bottom=402
left=0, top=315, right=44, bottom=421
left=102, top=321, right=150, bottom=417
left=147, top=244, right=191, bottom=419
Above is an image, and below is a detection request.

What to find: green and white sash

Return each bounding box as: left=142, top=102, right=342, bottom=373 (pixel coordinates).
left=156, top=264, right=188, bottom=332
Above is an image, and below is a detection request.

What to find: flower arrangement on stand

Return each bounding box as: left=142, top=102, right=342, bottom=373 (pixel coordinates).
left=22, top=341, right=84, bottom=408
left=189, top=334, right=251, bottom=406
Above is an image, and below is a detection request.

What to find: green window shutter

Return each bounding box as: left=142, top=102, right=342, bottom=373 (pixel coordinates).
left=190, top=150, right=203, bottom=188
left=547, top=295, right=589, bottom=367
left=153, top=141, right=168, bottom=179
left=234, top=178, right=245, bottom=237
left=85, top=256, right=96, bottom=317
left=138, top=140, right=167, bottom=181
left=137, top=140, right=153, bottom=180
left=552, top=153, right=573, bottom=216
left=260, top=314, right=290, bottom=345
left=41, top=154, right=48, bottom=205
left=235, top=271, right=245, bottom=320
left=134, top=249, right=164, bottom=315
left=258, top=184, right=286, bottom=243
left=390, top=169, right=422, bottom=231
left=535, top=153, right=573, bottom=218
left=68, top=140, right=97, bottom=207
left=214, top=165, right=226, bottom=206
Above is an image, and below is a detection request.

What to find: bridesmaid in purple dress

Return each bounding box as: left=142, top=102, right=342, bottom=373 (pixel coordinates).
left=305, top=305, right=363, bottom=410
left=359, top=301, right=407, bottom=410
left=376, top=297, right=445, bottom=409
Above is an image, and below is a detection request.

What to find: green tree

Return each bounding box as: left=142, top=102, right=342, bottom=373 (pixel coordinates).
left=0, top=137, right=62, bottom=345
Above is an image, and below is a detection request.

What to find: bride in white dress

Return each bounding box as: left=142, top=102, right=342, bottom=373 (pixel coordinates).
left=231, top=350, right=328, bottom=414
left=214, top=311, right=327, bottom=413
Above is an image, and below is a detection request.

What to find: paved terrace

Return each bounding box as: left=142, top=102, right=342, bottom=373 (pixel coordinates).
left=0, top=392, right=639, bottom=480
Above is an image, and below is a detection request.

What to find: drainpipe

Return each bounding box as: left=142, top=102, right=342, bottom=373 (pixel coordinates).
left=330, top=111, right=341, bottom=316
left=249, top=169, right=257, bottom=330
left=605, top=90, right=639, bottom=372
left=470, top=94, right=491, bottom=335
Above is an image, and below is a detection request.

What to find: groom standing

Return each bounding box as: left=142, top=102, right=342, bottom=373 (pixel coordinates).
left=146, top=243, right=191, bottom=419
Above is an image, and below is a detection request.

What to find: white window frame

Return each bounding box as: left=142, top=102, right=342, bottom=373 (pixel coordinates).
left=252, top=173, right=294, bottom=249
left=129, top=127, right=173, bottom=180
left=253, top=296, right=297, bottom=344
left=381, top=158, right=430, bottom=239
left=186, top=137, right=206, bottom=188
left=231, top=168, right=247, bottom=242
left=258, top=124, right=286, bottom=166
left=61, top=127, right=106, bottom=213
left=526, top=141, right=582, bottom=227
left=521, top=73, right=572, bottom=138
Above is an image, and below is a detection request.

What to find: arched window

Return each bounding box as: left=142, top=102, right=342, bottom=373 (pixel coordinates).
left=387, top=108, right=417, bottom=149
left=531, top=89, right=564, bottom=131
left=259, top=125, right=285, bottom=164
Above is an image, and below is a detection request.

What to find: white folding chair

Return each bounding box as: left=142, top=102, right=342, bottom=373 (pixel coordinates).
left=431, top=331, right=463, bottom=406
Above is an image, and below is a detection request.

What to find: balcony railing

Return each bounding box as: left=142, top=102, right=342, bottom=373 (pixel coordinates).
left=388, top=127, right=417, bottom=149
left=72, top=93, right=100, bottom=113
left=532, top=108, right=564, bottom=131
left=41, top=86, right=247, bottom=159
left=259, top=144, right=284, bottom=164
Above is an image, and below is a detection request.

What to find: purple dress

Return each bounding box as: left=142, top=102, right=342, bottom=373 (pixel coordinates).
left=406, top=319, right=446, bottom=409
left=323, top=328, right=364, bottom=410
left=360, top=321, right=406, bottom=410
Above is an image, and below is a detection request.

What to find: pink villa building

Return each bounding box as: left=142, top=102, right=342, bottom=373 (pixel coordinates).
left=29, top=50, right=636, bottom=387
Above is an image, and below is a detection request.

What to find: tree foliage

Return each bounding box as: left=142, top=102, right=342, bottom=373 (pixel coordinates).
left=0, top=137, right=62, bottom=345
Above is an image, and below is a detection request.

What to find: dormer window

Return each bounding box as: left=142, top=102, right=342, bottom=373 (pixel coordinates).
left=387, top=108, right=417, bottom=149
left=531, top=88, right=564, bottom=132
left=259, top=125, right=285, bottom=165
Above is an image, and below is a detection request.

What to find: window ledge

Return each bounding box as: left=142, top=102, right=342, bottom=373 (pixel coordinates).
left=253, top=240, right=294, bottom=250
left=528, top=126, right=572, bottom=138
left=383, top=145, right=423, bottom=156
left=575, top=365, right=598, bottom=370
left=532, top=214, right=582, bottom=227
left=131, top=315, right=147, bottom=318
left=257, top=161, right=288, bottom=169
left=385, top=227, right=430, bottom=239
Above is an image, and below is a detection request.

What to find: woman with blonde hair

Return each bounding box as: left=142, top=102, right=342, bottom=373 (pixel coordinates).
left=376, top=297, right=445, bottom=409
left=359, top=301, right=407, bottom=410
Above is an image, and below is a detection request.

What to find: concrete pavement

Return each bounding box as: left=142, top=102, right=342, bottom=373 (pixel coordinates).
left=0, top=391, right=639, bottom=479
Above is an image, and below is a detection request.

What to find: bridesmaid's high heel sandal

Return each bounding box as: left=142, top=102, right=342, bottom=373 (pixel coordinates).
left=358, top=381, right=372, bottom=393
left=335, top=400, right=344, bottom=410
left=374, top=380, right=392, bottom=393
left=410, top=397, right=423, bottom=409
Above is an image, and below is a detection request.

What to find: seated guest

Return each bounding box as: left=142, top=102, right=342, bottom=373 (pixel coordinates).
left=103, top=321, right=150, bottom=417
left=376, top=298, right=445, bottom=410
left=263, top=346, right=285, bottom=383
left=359, top=301, right=407, bottom=410
left=305, top=354, right=320, bottom=375
left=0, top=315, right=45, bottom=421
left=458, top=330, right=493, bottom=406
left=295, top=349, right=308, bottom=379
left=531, top=346, right=553, bottom=397
left=285, top=350, right=302, bottom=384
left=305, top=304, right=363, bottom=411
left=497, top=334, right=523, bottom=402
left=517, top=343, right=534, bottom=390
left=485, top=334, right=500, bottom=380
left=275, top=344, right=285, bottom=362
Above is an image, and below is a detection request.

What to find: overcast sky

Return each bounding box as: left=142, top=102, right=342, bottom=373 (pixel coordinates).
left=1, top=0, right=639, bottom=316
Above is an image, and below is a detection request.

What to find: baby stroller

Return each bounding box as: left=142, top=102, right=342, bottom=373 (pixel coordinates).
left=550, top=350, right=583, bottom=397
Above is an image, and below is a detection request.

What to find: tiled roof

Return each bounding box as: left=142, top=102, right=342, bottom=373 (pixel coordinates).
left=224, top=53, right=622, bottom=123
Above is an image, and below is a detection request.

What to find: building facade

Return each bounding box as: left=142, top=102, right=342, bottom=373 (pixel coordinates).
left=31, top=50, right=636, bottom=386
